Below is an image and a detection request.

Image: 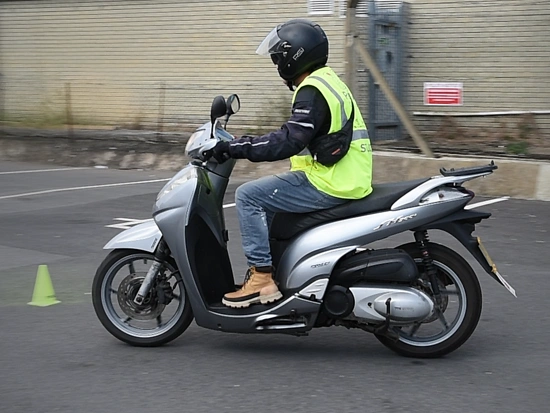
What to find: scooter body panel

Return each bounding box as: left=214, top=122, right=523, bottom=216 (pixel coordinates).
left=149, top=162, right=325, bottom=333
left=277, top=194, right=470, bottom=290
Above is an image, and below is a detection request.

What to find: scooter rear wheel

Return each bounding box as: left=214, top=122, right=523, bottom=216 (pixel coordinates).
left=375, top=242, right=482, bottom=358
left=92, top=249, right=193, bottom=347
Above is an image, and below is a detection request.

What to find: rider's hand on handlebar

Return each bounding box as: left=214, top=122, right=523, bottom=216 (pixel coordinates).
left=203, top=141, right=231, bottom=164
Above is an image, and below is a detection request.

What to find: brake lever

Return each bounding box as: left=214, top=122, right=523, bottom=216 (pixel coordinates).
left=199, top=139, right=218, bottom=163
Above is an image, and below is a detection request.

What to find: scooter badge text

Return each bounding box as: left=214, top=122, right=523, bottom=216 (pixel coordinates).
left=373, top=213, right=418, bottom=231
left=311, top=262, right=330, bottom=268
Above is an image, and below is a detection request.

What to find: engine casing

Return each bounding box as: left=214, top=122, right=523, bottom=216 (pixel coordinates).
left=331, top=249, right=419, bottom=286
left=349, top=286, right=434, bottom=324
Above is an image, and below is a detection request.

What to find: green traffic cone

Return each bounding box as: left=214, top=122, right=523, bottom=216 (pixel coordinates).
left=28, top=265, right=61, bottom=307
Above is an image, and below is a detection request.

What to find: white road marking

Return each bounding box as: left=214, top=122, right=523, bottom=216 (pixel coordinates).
left=106, top=218, right=153, bottom=230
left=106, top=203, right=237, bottom=229
left=464, top=196, right=510, bottom=210
left=0, top=178, right=170, bottom=200
left=0, top=167, right=89, bottom=175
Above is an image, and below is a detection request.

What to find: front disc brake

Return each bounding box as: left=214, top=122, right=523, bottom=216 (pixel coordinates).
left=117, top=274, right=165, bottom=320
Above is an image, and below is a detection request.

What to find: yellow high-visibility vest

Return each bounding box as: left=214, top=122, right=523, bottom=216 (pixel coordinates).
left=291, top=66, right=373, bottom=199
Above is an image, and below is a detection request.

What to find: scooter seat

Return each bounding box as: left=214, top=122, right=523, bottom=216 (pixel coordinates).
left=270, top=178, right=428, bottom=240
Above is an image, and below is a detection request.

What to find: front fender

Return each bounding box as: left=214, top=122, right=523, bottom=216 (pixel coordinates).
left=104, top=220, right=161, bottom=253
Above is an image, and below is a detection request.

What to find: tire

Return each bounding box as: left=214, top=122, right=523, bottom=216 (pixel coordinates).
left=376, top=242, right=482, bottom=358
left=92, top=249, right=194, bottom=347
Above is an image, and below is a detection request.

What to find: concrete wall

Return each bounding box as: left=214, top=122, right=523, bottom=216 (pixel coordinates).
left=0, top=0, right=548, bottom=139
left=0, top=127, right=547, bottom=200
left=0, top=0, right=346, bottom=130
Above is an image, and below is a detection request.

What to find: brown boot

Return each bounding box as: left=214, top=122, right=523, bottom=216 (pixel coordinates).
left=222, top=267, right=282, bottom=308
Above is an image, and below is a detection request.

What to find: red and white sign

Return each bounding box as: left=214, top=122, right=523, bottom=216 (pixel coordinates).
left=424, top=82, right=463, bottom=106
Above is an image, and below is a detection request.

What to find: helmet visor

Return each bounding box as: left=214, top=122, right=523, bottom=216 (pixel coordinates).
left=256, top=26, right=283, bottom=56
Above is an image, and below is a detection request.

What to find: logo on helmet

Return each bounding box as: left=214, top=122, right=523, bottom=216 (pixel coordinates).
left=293, top=47, right=305, bottom=61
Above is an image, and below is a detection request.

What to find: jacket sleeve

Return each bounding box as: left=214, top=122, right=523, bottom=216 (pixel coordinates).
left=227, top=86, right=331, bottom=162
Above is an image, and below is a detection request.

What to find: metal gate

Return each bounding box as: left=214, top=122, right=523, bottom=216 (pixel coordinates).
left=367, top=1, right=410, bottom=141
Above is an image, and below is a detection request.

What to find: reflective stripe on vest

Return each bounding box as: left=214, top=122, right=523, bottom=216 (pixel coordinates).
left=296, top=129, right=369, bottom=156
left=308, top=75, right=349, bottom=127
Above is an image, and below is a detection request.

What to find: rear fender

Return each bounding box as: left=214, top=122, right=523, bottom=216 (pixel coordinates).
left=412, top=209, right=516, bottom=297
left=413, top=209, right=492, bottom=272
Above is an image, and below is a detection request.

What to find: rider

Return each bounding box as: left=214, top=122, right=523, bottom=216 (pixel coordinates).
left=208, top=19, right=373, bottom=309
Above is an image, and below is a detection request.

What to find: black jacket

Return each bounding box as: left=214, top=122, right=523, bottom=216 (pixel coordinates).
left=227, top=86, right=331, bottom=162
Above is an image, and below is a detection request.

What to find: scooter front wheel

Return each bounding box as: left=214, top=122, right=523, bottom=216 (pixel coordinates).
left=92, top=249, right=193, bottom=347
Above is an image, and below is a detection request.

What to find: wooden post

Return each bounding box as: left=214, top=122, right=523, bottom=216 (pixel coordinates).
left=157, top=81, right=166, bottom=135
left=344, top=0, right=359, bottom=94
left=65, top=82, right=73, bottom=137
left=0, top=73, right=5, bottom=123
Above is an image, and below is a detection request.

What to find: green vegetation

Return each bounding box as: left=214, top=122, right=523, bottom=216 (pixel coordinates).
left=505, top=141, right=529, bottom=155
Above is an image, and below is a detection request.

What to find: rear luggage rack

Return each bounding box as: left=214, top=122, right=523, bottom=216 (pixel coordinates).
left=440, top=161, right=497, bottom=177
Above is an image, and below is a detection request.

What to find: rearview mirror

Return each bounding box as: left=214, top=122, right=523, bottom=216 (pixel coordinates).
left=226, top=94, right=241, bottom=115
left=210, top=95, right=227, bottom=124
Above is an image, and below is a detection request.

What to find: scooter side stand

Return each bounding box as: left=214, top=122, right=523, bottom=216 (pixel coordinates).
left=372, top=298, right=400, bottom=341
left=334, top=298, right=400, bottom=342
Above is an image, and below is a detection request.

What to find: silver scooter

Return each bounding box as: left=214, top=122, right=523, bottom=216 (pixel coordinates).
left=92, top=94, right=516, bottom=358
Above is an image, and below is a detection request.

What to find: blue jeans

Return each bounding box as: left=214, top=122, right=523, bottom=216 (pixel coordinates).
left=235, top=171, right=348, bottom=268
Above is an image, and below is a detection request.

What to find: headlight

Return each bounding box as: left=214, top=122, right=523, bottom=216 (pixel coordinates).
left=156, top=167, right=197, bottom=201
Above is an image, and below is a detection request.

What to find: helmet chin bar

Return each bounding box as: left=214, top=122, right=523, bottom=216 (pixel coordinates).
left=282, top=63, right=326, bottom=92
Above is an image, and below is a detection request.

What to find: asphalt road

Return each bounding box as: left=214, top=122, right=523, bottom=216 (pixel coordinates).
left=0, top=160, right=549, bottom=413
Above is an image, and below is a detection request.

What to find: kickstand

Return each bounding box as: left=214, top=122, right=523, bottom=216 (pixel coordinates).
left=374, top=298, right=399, bottom=341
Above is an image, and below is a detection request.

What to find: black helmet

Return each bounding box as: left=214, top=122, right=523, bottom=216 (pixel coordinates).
left=256, top=19, right=329, bottom=82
